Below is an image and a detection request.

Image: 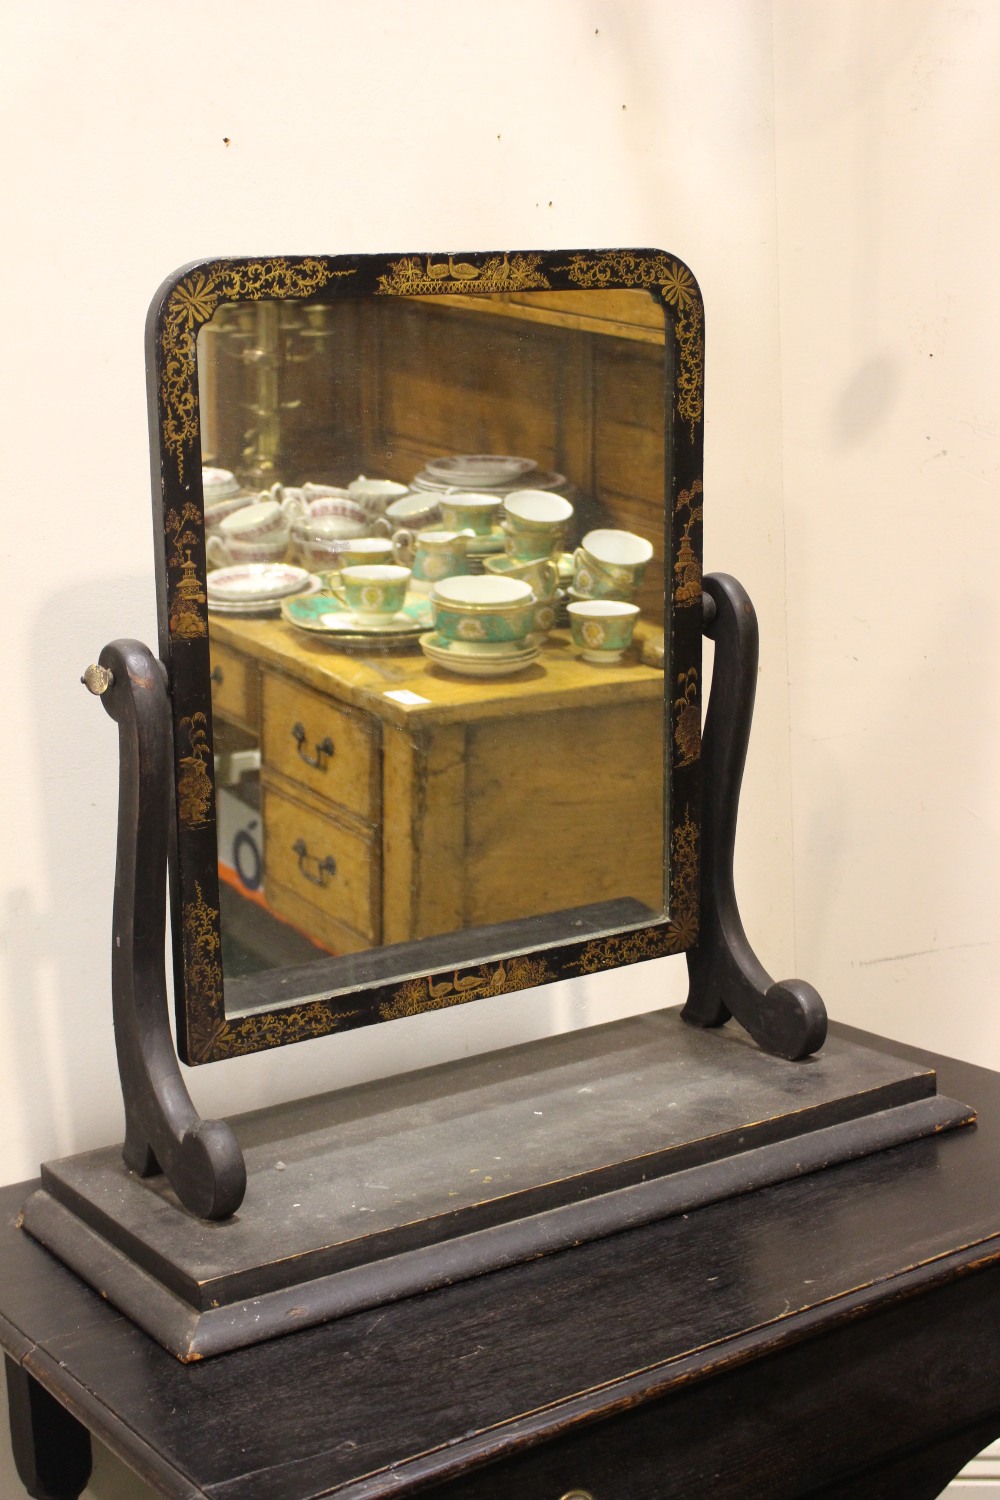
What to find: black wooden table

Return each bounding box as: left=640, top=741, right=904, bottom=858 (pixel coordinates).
left=3, top=1024, right=1000, bottom=1500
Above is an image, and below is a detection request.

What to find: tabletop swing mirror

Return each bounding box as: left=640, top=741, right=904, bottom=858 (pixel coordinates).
left=21, top=249, right=974, bottom=1363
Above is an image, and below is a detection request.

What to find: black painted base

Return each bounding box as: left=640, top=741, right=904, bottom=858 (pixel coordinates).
left=22, top=1007, right=973, bottom=1363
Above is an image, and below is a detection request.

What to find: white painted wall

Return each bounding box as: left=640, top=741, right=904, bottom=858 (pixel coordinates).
left=0, top=1, right=995, bottom=1494
left=773, top=2, right=1000, bottom=1066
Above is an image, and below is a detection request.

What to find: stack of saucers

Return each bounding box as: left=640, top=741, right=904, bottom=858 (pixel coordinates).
left=420, top=574, right=542, bottom=678
left=207, top=563, right=318, bottom=617
left=410, top=453, right=575, bottom=503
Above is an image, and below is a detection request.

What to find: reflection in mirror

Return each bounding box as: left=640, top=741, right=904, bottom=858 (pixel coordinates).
left=197, top=288, right=670, bottom=1016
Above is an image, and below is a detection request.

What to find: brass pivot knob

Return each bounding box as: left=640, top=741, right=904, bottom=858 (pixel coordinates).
left=81, top=664, right=114, bottom=695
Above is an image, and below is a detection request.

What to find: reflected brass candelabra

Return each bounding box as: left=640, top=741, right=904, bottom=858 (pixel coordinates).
left=198, top=301, right=333, bottom=489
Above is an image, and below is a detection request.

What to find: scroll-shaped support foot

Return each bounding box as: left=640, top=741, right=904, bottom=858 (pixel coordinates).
left=97, top=639, right=246, bottom=1219
left=683, top=575, right=828, bottom=1061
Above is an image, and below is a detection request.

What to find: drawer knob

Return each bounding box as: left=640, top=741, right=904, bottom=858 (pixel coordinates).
left=292, top=838, right=337, bottom=887
left=291, top=721, right=335, bottom=770
left=210, top=665, right=223, bottom=686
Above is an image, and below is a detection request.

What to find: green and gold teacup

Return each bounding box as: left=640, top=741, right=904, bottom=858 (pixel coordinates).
left=431, top=575, right=536, bottom=644
left=572, top=529, right=653, bottom=601
left=501, top=490, right=574, bottom=561
left=567, top=599, right=640, bottom=663
left=334, top=564, right=411, bottom=620
left=439, top=492, right=503, bottom=536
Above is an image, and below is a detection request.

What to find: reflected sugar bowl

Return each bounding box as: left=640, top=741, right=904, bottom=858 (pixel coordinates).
left=501, top=490, right=574, bottom=560
left=568, top=599, right=640, bottom=664
left=431, top=574, right=536, bottom=644
left=347, top=476, right=410, bottom=517
left=290, top=510, right=371, bottom=573
left=572, top=529, right=653, bottom=601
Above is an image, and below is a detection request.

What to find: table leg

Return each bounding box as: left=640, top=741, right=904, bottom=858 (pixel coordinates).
left=5, top=1356, right=92, bottom=1500
left=803, top=1414, right=1000, bottom=1499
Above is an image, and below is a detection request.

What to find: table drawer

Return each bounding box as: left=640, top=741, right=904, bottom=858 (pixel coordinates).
left=262, top=673, right=379, bottom=822
left=262, top=781, right=380, bottom=945
left=209, top=642, right=259, bottom=731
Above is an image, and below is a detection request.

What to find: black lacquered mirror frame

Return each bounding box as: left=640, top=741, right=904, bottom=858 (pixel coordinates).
left=145, top=249, right=705, bottom=1065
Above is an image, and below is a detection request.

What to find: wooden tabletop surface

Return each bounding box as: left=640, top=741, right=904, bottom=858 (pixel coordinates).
left=208, top=612, right=665, bottom=728
left=3, top=1023, right=1000, bottom=1498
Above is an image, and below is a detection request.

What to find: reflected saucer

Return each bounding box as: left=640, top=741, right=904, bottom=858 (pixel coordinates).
left=208, top=563, right=311, bottom=604
left=419, top=632, right=541, bottom=677
left=208, top=573, right=321, bottom=617
left=281, top=590, right=433, bottom=638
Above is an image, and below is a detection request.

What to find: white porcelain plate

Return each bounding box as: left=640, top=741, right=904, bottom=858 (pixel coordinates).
left=207, top=563, right=311, bottom=603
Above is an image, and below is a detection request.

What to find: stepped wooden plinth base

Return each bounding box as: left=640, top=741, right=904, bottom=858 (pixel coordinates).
left=21, top=1006, right=973, bottom=1362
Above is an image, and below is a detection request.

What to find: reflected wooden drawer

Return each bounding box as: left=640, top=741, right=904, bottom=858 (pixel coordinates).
left=209, top=642, right=259, bottom=732
left=262, top=673, right=379, bottom=823
left=262, top=780, right=380, bottom=949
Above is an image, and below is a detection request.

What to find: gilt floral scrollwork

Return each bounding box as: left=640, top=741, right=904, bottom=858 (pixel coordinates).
left=560, top=251, right=704, bottom=436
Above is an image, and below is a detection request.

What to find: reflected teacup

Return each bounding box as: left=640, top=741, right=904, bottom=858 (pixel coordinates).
left=334, top=564, right=411, bottom=620
left=207, top=532, right=289, bottom=567
left=572, top=529, right=653, bottom=600
left=501, top=489, right=574, bottom=561
left=291, top=518, right=368, bottom=573
left=205, top=492, right=253, bottom=536
left=207, top=500, right=293, bottom=567
left=431, top=574, right=536, bottom=644
left=568, top=599, right=640, bottom=663
left=439, top=492, right=502, bottom=536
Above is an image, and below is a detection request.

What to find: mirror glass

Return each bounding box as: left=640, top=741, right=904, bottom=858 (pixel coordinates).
left=197, top=286, right=670, bottom=1015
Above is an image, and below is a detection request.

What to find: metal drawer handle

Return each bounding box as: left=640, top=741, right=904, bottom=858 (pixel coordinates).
left=292, top=838, right=336, bottom=886
left=559, top=1492, right=595, bottom=1500
left=291, top=721, right=334, bottom=770
left=210, top=665, right=223, bottom=685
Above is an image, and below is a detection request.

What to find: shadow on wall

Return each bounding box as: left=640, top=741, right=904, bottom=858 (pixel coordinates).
left=832, top=355, right=899, bottom=446
left=1, top=575, right=155, bottom=1176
